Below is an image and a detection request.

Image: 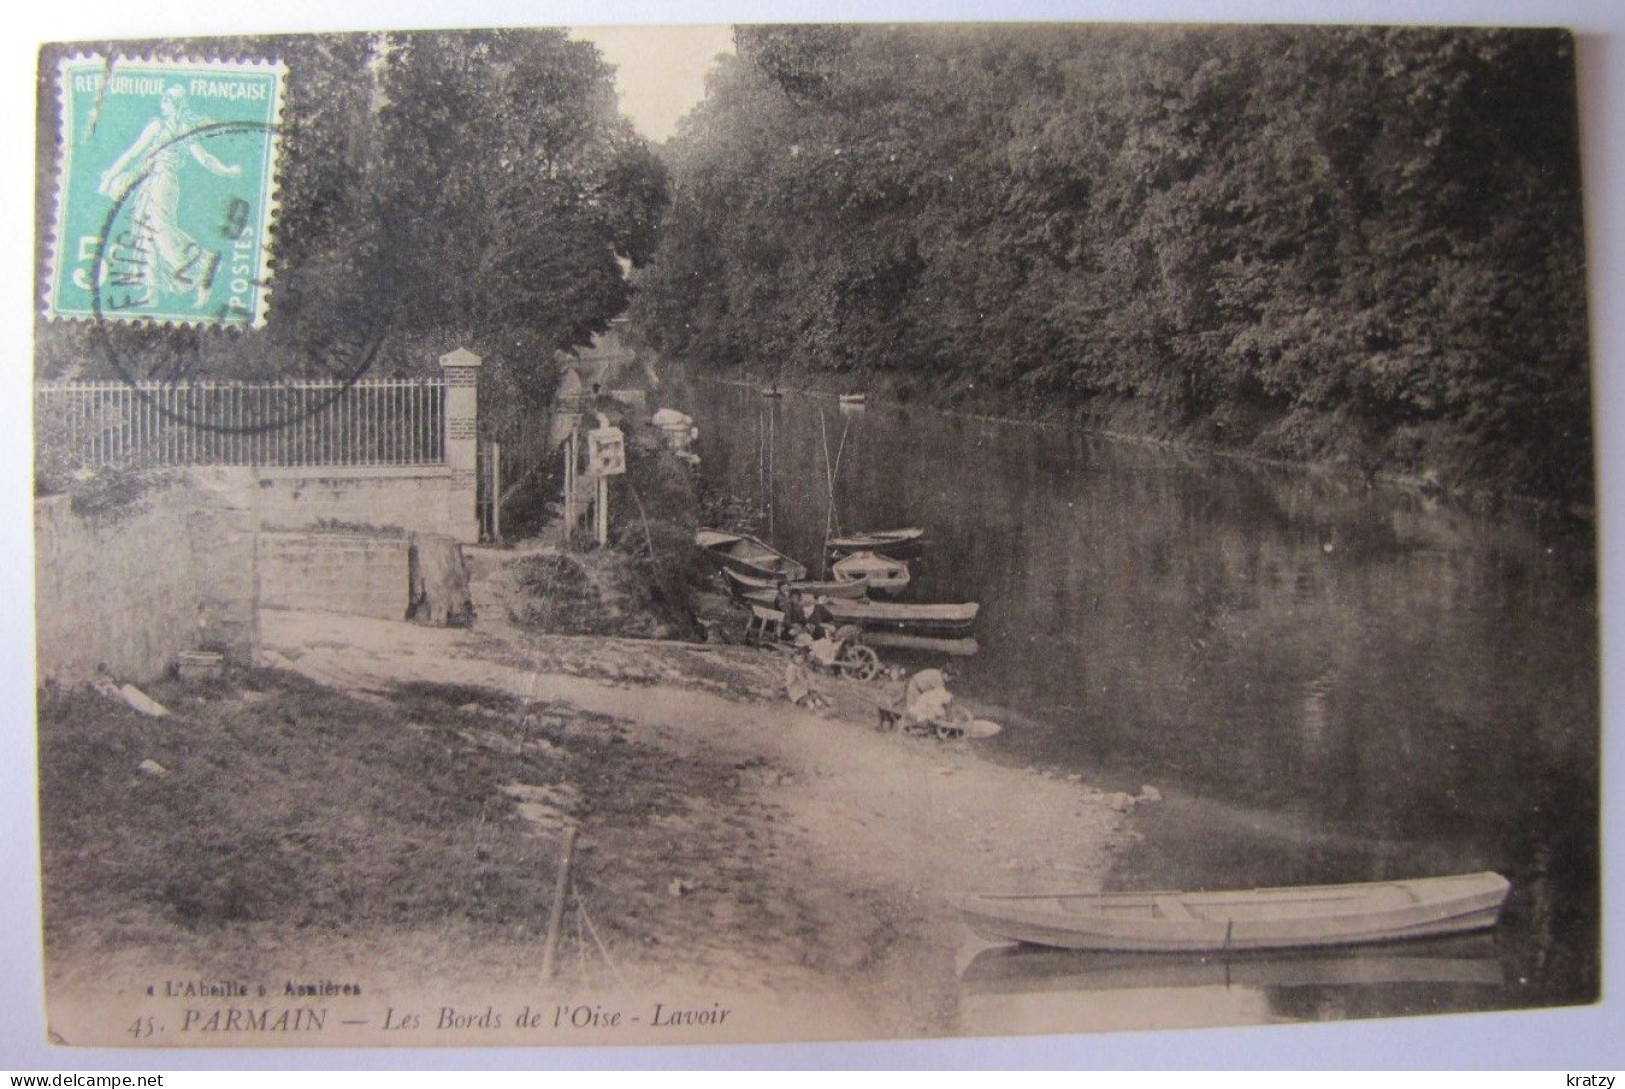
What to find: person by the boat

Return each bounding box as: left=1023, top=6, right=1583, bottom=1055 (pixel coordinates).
left=786, top=589, right=807, bottom=628
left=903, top=667, right=956, bottom=731
left=904, top=667, right=951, bottom=706
left=784, top=652, right=812, bottom=706
left=774, top=580, right=794, bottom=618
left=783, top=645, right=829, bottom=709
left=807, top=628, right=842, bottom=672
left=807, top=594, right=834, bottom=630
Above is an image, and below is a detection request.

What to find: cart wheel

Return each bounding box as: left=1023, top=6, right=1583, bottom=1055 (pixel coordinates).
left=841, top=643, right=881, bottom=681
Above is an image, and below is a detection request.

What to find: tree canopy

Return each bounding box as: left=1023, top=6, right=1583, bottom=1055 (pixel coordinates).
left=631, top=24, right=1590, bottom=503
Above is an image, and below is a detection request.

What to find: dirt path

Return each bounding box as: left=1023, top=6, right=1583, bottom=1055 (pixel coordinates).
left=254, top=594, right=1133, bottom=1042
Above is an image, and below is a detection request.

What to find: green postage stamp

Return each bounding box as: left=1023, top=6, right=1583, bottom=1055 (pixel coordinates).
left=47, top=55, right=287, bottom=328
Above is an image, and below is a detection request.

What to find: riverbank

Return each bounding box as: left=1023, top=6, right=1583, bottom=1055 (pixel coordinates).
left=38, top=559, right=1134, bottom=1047
left=702, top=362, right=1593, bottom=525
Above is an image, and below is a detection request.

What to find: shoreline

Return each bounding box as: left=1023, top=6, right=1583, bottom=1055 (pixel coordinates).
left=41, top=589, right=1134, bottom=1046
left=693, top=365, right=1593, bottom=529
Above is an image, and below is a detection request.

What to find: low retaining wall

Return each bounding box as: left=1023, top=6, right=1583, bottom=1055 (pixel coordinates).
left=36, top=462, right=468, bottom=684
left=35, top=479, right=259, bottom=684
left=256, top=465, right=456, bottom=538
left=259, top=532, right=412, bottom=621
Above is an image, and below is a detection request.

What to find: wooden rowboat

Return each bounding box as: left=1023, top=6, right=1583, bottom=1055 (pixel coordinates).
left=734, top=589, right=979, bottom=636
left=831, top=550, right=911, bottom=596
left=958, top=934, right=1506, bottom=995
left=957, top=872, right=1511, bottom=953
left=838, top=393, right=867, bottom=406
left=825, top=596, right=977, bottom=636
left=722, top=566, right=869, bottom=600
left=826, top=527, right=925, bottom=559
left=696, top=529, right=807, bottom=582
left=860, top=632, right=980, bottom=657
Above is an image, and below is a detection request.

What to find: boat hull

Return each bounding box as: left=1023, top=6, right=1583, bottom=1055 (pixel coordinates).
left=736, top=589, right=978, bottom=636
left=697, top=530, right=809, bottom=582
left=958, top=934, right=1506, bottom=995
left=831, top=551, right=911, bottom=596
left=958, top=873, right=1511, bottom=953
left=826, top=528, right=925, bottom=559
left=826, top=597, right=978, bottom=636
left=722, top=567, right=869, bottom=600
left=861, top=632, right=980, bottom=657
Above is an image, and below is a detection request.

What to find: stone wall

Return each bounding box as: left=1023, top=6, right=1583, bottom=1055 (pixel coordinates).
left=186, top=472, right=262, bottom=665
left=34, top=478, right=259, bottom=684
left=256, top=466, right=455, bottom=537
left=258, top=532, right=412, bottom=621
left=35, top=460, right=471, bottom=683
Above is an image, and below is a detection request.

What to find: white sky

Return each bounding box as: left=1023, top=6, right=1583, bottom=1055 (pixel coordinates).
left=571, top=24, right=737, bottom=142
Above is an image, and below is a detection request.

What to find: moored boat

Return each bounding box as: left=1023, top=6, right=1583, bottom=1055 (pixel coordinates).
left=825, top=596, right=978, bottom=636
left=825, top=527, right=926, bottom=558
left=722, top=566, right=869, bottom=600
left=958, top=933, right=1506, bottom=995
left=957, top=872, right=1511, bottom=953
left=733, top=589, right=978, bottom=636
left=696, top=529, right=808, bottom=582
left=838, top=393, right=867, bottom=405
left=861, top=632, right=980, bottom=657
left=831, top=550, right=911, bottom=596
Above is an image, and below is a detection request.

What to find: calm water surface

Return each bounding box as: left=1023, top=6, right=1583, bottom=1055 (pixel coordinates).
left=665, top=371, right=1599, bottom=1028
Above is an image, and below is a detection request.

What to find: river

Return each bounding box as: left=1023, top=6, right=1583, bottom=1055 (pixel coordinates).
left=661, top=368, right=1599, bottom=1031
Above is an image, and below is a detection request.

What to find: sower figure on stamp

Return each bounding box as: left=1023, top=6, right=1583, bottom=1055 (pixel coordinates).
left=97, top=85, right=242, bottom=309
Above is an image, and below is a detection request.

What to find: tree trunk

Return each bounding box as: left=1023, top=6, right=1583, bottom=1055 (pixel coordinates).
left=408, top=534, right=474, bottom=628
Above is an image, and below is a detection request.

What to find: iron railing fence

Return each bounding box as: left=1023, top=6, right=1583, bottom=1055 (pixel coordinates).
left=35, top=378, right=447, bottom=469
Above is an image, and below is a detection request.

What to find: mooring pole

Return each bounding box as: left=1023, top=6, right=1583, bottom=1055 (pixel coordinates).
left=541, top=823, right=580, bottom=981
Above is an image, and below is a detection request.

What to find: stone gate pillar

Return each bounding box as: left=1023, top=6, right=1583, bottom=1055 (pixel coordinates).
left=439, top=346, right=482, bottom=543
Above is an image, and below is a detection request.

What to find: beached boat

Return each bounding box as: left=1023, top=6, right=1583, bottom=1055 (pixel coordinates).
left=722, top=566, right=869, bottom=600
left=957, top=872, right=1511, bottom=953
left=831, top=550, right=911, bottom=596
left=733, top=589, right=978, bottom=636
left=861, top=632, right=980, bottom=657
left=696, top=529, right=808, bottom=582
left=958, top=934, right=1506, bottom=995
left=825, top=597, right=978, bottom=636
left=825, top=527, right=926, bottom=558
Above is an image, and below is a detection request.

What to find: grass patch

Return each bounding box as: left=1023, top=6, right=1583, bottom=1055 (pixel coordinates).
left=38, top=670, right=577, bottom=943
left=38, top=669, right=813, bottom=971
left=510, top=551, right=688, bottom=639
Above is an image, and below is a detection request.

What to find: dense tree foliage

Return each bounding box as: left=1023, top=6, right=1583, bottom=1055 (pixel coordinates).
left=36, top=30, right=668, bottom=416
left=632, top=25, right=1590, bottom=503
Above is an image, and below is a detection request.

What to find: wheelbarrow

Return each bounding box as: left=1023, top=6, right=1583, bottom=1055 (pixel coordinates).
left=804, top=624, right=882, bottom=681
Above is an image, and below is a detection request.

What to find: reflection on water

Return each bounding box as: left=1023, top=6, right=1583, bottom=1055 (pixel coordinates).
left=957, top=935, right=1507, bottom=1034
left=665, top=369, right=1599, bottom=1020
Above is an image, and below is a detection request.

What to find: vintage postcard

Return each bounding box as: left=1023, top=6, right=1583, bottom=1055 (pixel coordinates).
left=27, top=19, right=1599, bottom=1054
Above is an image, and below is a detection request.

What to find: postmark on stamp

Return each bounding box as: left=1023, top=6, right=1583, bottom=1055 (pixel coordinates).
left=46, top=55, right=286, bottom=328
